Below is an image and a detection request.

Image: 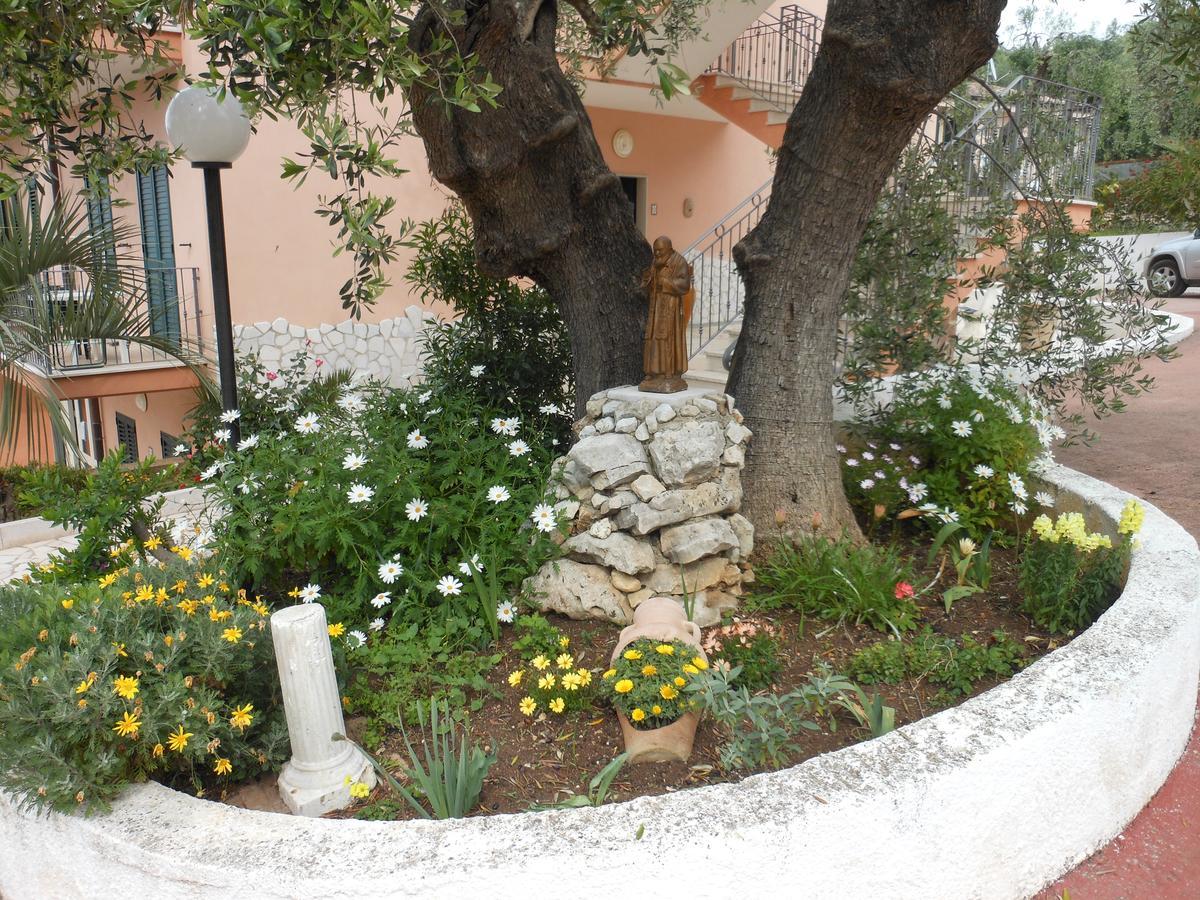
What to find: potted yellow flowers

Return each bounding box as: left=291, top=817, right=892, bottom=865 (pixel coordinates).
left=603, top=598, right=708, bottom=763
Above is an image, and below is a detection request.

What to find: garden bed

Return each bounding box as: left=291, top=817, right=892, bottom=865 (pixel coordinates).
left=2, top=463, right=1195, bottom=899
left=340, top=538, right=1054, bottom=818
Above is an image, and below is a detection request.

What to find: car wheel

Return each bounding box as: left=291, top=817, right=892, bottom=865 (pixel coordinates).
left=1148, top=258, right=1187, bottom=297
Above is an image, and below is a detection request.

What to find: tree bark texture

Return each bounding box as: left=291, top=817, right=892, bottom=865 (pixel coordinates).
left=408, top=0, right=650, bottom=409
left=728, top=0, right=1006, bottom=539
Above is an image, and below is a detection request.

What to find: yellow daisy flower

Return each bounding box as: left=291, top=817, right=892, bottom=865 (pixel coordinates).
left=508, top=670, right=524, bottom=687
left=614, top=679, right=634, bottom=694
left=641, top=664, right=658, bottom=677
left=230, top=704, right=254, bottom=730
left=213, top=758, right=233, bottom=776
left=531, top=655, right=550, bottom=670
left=519, top=696, right=537, bottom=716
left=112, top=676, right=139, bottom=700
left=221, top=627, right=243, bottom=644
left=631, top=708, right=646, bottom=722
left=555, top=653, right=574, bottom=670
left=655, top=644, right=675, bottom=655
left=113, top=712, right=141, bottom=738
left=549, top=697, right=566, bottom=714
left=660, top=684, right=678, bottom=700
left=622, top=649, right=643, bottom=660
left=166, top=724, right=193, bottom=753
left=328, top=622, right=346, bottom=638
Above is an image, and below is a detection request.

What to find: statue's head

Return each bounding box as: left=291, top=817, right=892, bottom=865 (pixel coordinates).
left=652, top=236, right=673, bottom=264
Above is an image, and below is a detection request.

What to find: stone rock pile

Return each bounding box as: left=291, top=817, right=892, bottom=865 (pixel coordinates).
left=524, top=386, right=754, bottom=627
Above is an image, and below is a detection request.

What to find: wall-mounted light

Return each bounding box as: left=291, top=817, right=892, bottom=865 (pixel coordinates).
left=612, top=128, right=634, bottom=158
left=134, top=393, right=148, bottom=412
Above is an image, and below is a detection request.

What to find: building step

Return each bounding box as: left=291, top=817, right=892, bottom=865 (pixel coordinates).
left=683, top=368, right=729, bottom=390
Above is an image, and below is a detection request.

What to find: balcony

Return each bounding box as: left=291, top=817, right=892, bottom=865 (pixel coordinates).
left=19, top=265, right=210, bottom=400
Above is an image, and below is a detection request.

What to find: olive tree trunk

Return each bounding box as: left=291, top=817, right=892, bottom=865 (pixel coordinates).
left=728, top=0, right=1006, bottom=538
left=407, top=0, right=649, bottom=409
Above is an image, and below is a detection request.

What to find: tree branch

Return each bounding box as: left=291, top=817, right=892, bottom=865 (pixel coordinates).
left=562, top=0, right=605, bottom=42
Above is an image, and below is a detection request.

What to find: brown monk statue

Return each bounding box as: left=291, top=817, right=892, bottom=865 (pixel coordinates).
left=639, top=236, right=693, bottom=394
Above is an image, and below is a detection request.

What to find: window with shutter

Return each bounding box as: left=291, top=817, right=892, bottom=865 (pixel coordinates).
left=160, top=431, right=180, bottom=459
left=114, top=412, right=139, bottom=463
left=136, top=166, right=180, bottom=341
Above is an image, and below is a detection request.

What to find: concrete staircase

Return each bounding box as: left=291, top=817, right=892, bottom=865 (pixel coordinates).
left=685, top=318, right=740, bottom=391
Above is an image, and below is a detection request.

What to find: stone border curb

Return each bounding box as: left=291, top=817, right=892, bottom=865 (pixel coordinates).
left=1, top=465, right=1197, bottom=899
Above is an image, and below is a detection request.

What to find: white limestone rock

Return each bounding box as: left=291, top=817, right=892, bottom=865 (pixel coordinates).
left=660, top=516, right=739, bottom=564
left=610, top=571, right=642, bottom=593
left=654, top=403, right=677, bottom=423
left=729, top=513, right=755, bottom=559
left=726, top=421, right=752, bottom=446
left=523, top=560, right=633, bottom=624
left=568, top=434, right=650, bottom=491
left=648, top=420, right=725, bottom=487
left=564, top=531, right=656, bottom=575
left=631, top=474, right=666, bottom=502
left=723, top=445, right=746, bottom=467
left=643, top=556, right=731, bottom=594
left=594, top=417, right=615, bottom=434
left=588, top=518, right=614, bottom=540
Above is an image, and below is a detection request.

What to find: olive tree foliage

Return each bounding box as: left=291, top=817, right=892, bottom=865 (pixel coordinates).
left=839, top=95, right=1176, bottom=445
left=0, top=1, right=710, bottom=318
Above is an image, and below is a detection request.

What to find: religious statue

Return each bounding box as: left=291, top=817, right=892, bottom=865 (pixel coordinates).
left=639, top=235, right=693, bottom=394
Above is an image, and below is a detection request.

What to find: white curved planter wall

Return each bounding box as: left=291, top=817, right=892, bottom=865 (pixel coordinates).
left=2, top=464, right=1197, bottom=899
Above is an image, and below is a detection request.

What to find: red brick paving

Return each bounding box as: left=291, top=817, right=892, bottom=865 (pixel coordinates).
left=1038, top=296, right=1200, bottom=899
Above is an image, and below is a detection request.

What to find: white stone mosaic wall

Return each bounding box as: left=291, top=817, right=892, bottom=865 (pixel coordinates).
left=232, top=305, right=439, bottom=386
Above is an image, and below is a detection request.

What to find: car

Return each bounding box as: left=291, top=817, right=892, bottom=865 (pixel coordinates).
left=1144, top=229, right=1200, bottom=297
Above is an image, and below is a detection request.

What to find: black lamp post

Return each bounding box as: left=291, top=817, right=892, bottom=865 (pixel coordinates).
left=165, top=85, right=252, bottom=445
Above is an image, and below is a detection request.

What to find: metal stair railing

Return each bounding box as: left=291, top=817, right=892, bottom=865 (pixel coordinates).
left=705, top=5, right=823, bottom=111
left=683, top=76, right=1102, bottom=362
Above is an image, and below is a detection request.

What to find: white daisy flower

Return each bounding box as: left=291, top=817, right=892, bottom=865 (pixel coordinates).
left=889, top=443, right=902, bottom=451
left=377, top=562, right=403, bottom=584
left=531, top=503, right=558, bottom=533
left=1008, top=472, right=1028, bottom=500
left=835, top=444, right=847, bottom=453
left=237, top=477, right=259, bottom=495
left=346, top=483, right=375, bottom=504
left=859, top=478, right=876, bottom=489
left=369, top=617, right=386, bottom=632
left=294, top=413, right=321, bottom=434
left=899, top=477, right=909, bottom=490
left=418, top=390, right=432, bottom=404
left=845, top=458, right=860, bottom=467
left=437, top=575, right=463, bottom=596
left=213, top=428, right=232, bottom=444
left=496, top=601, right=516, bottom=624
left=299, top=583, right=322, bottom=603
left=337, top=394, right=366, bottom=414
left=1011, top=500, right=1028, bottom=516
left=220, top=409, right=241, bottom=423
left=950, top=420, right=973, bottom=437
left=862, top=451, right=875, bottom=461
left=405, top=498, right=429, bottom=521
left=874, top=470, right=886, bottom=479
left=370, top=592, right=392, bottom=608
left=201, top=463, right=223, bottom=480
left=407, top=429, right=429, bottom=450
left=909, top=455, right=922, bottom=466
left=908, top=482, right=929, bottom=503
left=973, top=464, right=994, bottom=479
left=458, top=554, right=484, bottom=577
left=937, top=395, right=952, bottom=409
left=470, top=365, right=486, bottom=377
left=487, top=485, right=511, bottom=504
left=173, top=443, right=190, bottom=456
left=1035, top=491, right=1055, bottom=508
left=237, top=434, right=259, bottom=452
left=539, top=403, right=562, bottom=415
left=939, top=508, right=960, bottom=523
left=348, top=630, right=367, bottom=648
left=971, top=409, right=985, bottom=422
left=343, top=451, right=367, bottom=471
left=508, top=439, right=531, bottom=457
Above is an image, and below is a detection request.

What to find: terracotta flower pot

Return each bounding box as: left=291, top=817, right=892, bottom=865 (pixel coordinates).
left=616, top=709, right=700, bottom=764
left=611, top=597, right=707, bottom=765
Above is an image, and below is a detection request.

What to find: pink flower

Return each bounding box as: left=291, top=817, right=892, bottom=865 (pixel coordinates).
left=894, top=581, right=915, bottom=600
left=315, top=358, right=325, bottom=367
left=305, top=338, right=313, bottom=346
left=265, top=371, right=278, bottom=381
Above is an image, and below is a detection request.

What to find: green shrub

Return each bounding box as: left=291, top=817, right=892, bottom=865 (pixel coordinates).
left=702, top=622, right=783, bottom=692
left=18, top=451, right=182, bottom=581
left=687, top=663, right=865, bottom=771
left=858, top=368, right=1053, bottom=534
left=407, top=203, right=575, bottom=438
left=185, top=347, right=354, bottom=453
left=0, top=558, right=288, bottom=814
left=197, top=380, right=561, bottom=632
left=345, top=617, right=501, bottom=746
left=751, top=535, right=918, bottom=635
left=0, top=463, right=90, bottom=522
left=1019, top=504, right=1140, bottom=633
left=846, top=627, right=1026, bottom=702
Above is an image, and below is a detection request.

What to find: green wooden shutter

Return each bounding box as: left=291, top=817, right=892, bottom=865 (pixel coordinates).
left=84, top=174, right=115, bottom=264
left=136, top=166, right=180, bottom=341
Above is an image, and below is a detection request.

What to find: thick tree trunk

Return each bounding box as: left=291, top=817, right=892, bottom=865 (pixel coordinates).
left=728, top=0, right=1006, bottom=540
left=407, top=0, right=649, bottom=409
